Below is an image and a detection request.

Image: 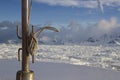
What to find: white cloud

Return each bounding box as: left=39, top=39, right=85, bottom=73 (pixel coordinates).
left=90, top=17, right=118, bottom=37
left=35, top=0, right=80, bottom=7
left=57, top=17, right=119, bottom=41
left=40, top=36, right=51, bottom=42
left=97, top=0, right=104, bottom=13
left=34, top=0, right=120, bottom=8
left=0, top=18, right=119, bottom=43
left=97, top=17, right=117, bottom=32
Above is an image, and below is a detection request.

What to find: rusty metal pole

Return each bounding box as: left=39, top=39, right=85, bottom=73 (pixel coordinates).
left=16, top=0, right=34, bottom=80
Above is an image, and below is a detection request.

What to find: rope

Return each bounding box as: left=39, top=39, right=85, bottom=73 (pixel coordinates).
left=28, top=26, right=38, bottom=63
left=28, top=26, right=59, bottom=63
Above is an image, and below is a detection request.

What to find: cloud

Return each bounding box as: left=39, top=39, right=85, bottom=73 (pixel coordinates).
left=98, top=17, right=117, bottom=31
left=40, top=36, right=52, bottom=42
left=35, top=0, right=80, bottom=7
left=117, top=8, right=120, bottom=11
left=34, top=0, right=120, bottom=8
left=97, top=0, right=104, bottom=13
left=88, top=17, right=118, bottom=38
left=34, top=0, right=120, bottom=14
left=57, top=17, right=120, bottom=42
left=0, top=21, right=20, bottom=43
left=0, top=17, right=119, bottom=44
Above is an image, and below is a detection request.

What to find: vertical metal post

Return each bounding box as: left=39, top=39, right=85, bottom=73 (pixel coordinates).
left=22, top=0, right=29, bottom=72
left=16, top=0, right=34, bottom=80
left=16, top=0, right=59, bottom=80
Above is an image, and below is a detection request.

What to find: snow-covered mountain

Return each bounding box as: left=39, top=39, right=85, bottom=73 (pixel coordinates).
left=0, top=18, right=120, bottom=45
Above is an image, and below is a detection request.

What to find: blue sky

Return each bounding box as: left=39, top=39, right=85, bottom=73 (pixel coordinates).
left=0, top=0, right=120, bottom=43
left=0, top=0, right=120, bottom=26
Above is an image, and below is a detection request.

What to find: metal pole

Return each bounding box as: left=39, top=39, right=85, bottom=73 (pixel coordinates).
left=16, top=0, right=34, bottom=80
left=22, top=0, right=29, bottom=72
left=16, top=0, right=59, bottom=80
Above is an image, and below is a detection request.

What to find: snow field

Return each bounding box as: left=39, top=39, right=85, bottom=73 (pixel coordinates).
left=0, top=44, right=120, bottom=71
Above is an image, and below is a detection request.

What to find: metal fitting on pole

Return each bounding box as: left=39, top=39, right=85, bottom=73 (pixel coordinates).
left=16, top=0, right=34, bottom=80
left=16, top=0, right=59, bottom=80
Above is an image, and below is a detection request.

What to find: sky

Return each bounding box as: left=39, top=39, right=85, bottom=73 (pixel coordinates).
left=0, top=0, right=120, bottom=43
left=0, top=0, right=120, bottom=26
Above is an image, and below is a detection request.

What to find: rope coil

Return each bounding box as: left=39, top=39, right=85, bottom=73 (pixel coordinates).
left=16, top=0, right=59, bottom=64
left=28, top=26, right=38, bottom=63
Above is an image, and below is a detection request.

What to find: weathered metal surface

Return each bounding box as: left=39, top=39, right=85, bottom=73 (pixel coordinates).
left=16, top=70, right=34, bottom=80
left=21, top=0, right=30, bottom=72
left=16, top=0, right=59, bottom=80
left=17, top=25, right=22, bottom=39
left=16, top=0, right=32, bottom=80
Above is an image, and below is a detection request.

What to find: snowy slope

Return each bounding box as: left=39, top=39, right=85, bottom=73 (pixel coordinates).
left=1, top=43, right=120, bottom=71
left=0, top=59, right=120, bottom=80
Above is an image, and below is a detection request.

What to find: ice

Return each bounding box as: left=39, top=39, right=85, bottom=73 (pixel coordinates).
left=0, top=59, right=120, bottom=80
left=0, top=43, right=120, bottom=71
